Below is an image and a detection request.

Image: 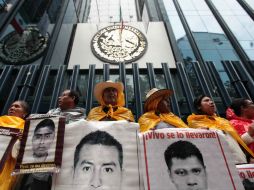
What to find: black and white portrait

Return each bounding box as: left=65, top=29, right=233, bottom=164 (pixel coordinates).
left=22, top=118, right=57, bottom=163
left=140, top=128, right=244, bottom=190
left=73, top=130, right=123, bottom=190
left=53, top=120, right=140, bottom=190
left=164, top=140, right=207, bottom=190
left=14, top=116, right=65, bottom=174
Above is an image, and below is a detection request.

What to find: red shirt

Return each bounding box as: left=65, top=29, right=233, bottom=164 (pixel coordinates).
left=226, top=108, right=254, bottom=152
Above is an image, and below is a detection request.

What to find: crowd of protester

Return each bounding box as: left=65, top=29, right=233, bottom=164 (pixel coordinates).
left=1, top=80, right=254, bottom=190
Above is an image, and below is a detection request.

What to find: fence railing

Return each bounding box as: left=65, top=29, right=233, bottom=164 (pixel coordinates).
left=0, top=61, right=253, bottom=121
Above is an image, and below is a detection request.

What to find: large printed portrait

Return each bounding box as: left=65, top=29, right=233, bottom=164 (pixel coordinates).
left=22, top=118, right=57, bottom=163
left=140, top=128, right=244, bottom=190
left=14, top=116, right=65, bottom=174
left=54, top=120, right=141, bottom=190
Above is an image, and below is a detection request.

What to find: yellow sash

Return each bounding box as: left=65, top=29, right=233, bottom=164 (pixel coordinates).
left=187, top=114, right=254, bottom=157
left=0, top=116, right=25, bottom=190
left=87, top=106, right=134, bottom=122
left=138, top=111, right=188, bottom=132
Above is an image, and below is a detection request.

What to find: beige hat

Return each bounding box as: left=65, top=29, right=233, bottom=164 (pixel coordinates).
left=144, top=88, right=173, bottom=111
left=94, top=80, right=124, bottom=104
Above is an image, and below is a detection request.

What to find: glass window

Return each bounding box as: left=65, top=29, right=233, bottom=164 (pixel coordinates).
left=245, top=0, right=254, bottom=10
left=211, top=0, right=254, bottom=59
left=49, top=0, right=78, bottom=68
left=161, top=0, right=197, bottom=62
left=160, top=0, right=240, bottom=97
left=87, top=0, right=137, bottom=23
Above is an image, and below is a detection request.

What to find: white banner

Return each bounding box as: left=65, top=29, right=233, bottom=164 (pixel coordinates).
left=139, top=128, right=244, bottom=190
left=0, top=126, right=20, bottom=172
left=237, top=164, right=254, bottom=190
left=53, top=120, right=140, bottom=190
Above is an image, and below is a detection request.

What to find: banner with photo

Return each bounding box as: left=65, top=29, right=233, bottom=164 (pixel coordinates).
left=13, top=115, right=65, bottom=174
left=53, top=120, right=141, bottom=190
left=237, top=164, right=254, bottom=190
left=0, top=126, right=20, bottom=172
left=139, top=128, right=244, bottom=190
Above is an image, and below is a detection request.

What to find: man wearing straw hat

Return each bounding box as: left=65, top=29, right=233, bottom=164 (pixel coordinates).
left=138, top=88, right=188, bottom=132
left=87, top=80, right=134, bottom=121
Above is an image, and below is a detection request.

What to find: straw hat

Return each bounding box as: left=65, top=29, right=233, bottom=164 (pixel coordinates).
left=144, top=88, right=173, bottom=111
left=94, top=80, right=124, bottom=103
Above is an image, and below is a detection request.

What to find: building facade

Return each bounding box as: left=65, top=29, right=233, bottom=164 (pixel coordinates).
left=0, top=0, right=253, bottom=120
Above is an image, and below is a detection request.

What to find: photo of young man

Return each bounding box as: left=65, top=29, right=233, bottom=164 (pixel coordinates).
left=73, top=130, right=123, bottom=190
left=164, top=140, right=208, bottom=190
left=32, top=118, right=55, bottom=162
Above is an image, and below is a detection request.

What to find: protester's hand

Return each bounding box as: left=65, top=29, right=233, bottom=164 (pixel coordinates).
left=248, top=123, right=254, bottom=137
left=17, top=131, right=23, bottom=140
left=12, top=140, right=20, bottom=158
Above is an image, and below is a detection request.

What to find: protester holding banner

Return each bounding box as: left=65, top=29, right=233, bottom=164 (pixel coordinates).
left=16, top=116, right=65, bottom=190
left=138, top=88, right=188, bottom=132
left=226, top=98, right=254, bottom=154
left=87, top=80, right=134, bottom=121
left=47, top=89, right=86, bottom=123
left=187, top=95, right=254, bottom=164
left=0, top=100, right=29, bottom=190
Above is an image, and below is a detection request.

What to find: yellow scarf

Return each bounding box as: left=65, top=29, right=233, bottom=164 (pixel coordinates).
left=87, top=106, right=134, bottom=121
left=187, top=114, right=254, bottom=157
left=138, top=111, right=188, bottom=132
left=0, top=116, right=25, bottom=190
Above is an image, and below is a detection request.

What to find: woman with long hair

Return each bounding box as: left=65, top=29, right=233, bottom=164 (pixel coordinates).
left=187, top=95, right=253, bottom=164
left=0, top=100, right=30, bottom=190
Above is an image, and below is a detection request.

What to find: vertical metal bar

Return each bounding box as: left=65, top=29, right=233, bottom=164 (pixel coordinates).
left=132, top=63, right=143, bottom=120
left=162, top=63, right=181, bottom=116
left=134, top=0, right=142, bottom=21
left=2, top=66, right=27, bottom=115
left=146, top=62, right=156, bottom=88
left=119, top=63, right=128, bottom=108
left=205, top=0, right=254, bottom=78
left=172, top=0, right=205, bottom=67
left=176, top=62, right=195, bottom=113
left=0, top=65, right=13, bottom=95
left=222, top=61, right=251, bottom=99
left=38, top=0, right=72, bottom=67
left=0, top=0, right=25, bottom=36
left=85, top=64, right=96, bottom=114
left=158, top=0, right=185, bottom=62
left=236, top=0, right=254, bottom=21
left=172, top=0, right=219, bottom=90
left=249, top=61, right=254, bottom=70
left=232, top=61, right=254, bottom=98
left=69, top=65, right=80, bottom=90
left=144, top=0, right=160, bottom=21
left=190, top=61, right=213, bottom=98
left=31, top=65, right=51, bottom=113
left=49, top=65, right=66, bottom=109
left=103, top=64, right=110, bottom=81
left=206, top=61, right=232, bottom=107
left=19, top=65, right=38, bottom=100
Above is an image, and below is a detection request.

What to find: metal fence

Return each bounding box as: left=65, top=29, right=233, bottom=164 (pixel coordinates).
left=0, top=61, right=253, bottom=121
